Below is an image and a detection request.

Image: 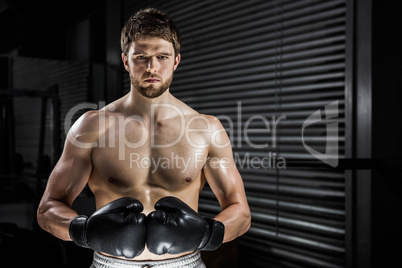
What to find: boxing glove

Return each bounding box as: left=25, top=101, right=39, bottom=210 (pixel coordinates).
left=146, top=196, right=224, bottom=255
left=69, top=197, right=146, bottom=258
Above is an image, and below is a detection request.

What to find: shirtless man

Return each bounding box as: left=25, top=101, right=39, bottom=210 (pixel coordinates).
left=37, top=8, right=251, bottom=268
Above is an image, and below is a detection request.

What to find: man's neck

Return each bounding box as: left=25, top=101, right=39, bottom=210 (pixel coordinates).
left=125, top=88, right=175, bottom=123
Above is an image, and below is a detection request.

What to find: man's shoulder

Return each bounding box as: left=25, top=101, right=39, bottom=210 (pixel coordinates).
left=190, top=113, right=223, bottom=130
left=68, top=110, right=103, bottom=141
left=73, top=98, right=125, bottom=130
left=173, top=99, right=220, bottom=124
left=183, top=113, right=226, bottom=143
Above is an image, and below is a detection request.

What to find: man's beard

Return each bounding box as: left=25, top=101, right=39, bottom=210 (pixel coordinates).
left=130, top=72, right=174, bottom=98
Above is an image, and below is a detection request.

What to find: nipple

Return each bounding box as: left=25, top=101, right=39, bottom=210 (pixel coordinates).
left=185, top=177, right=192, bottom=183
left=108, top=177, right=117, bottom=184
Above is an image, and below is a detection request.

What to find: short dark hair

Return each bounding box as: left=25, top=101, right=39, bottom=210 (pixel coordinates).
left=120, top=8, right=181, bottom=56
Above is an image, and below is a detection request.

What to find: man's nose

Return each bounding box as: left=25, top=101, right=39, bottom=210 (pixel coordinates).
left=146, top=57, right=159, bottom=73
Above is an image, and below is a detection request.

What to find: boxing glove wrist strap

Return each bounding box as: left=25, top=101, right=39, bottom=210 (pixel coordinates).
left=69, top=215, right=90, bottom=248
left=199, top=218, right=225, bottom=251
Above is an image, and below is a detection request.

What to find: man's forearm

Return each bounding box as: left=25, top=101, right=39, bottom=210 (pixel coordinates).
left=214, top=202, right=251, bottom=243
left=37, top=199, right=78, bottom=241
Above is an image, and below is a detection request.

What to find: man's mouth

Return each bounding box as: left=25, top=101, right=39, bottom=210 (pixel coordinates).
left=144, top=78, right=160, bottom=83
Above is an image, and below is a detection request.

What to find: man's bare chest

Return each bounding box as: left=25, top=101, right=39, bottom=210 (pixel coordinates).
left=91, top=127, right=208, bottom=192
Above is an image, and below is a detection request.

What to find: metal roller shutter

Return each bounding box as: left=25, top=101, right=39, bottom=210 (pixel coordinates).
left=123, top=1, right=348, bottom=267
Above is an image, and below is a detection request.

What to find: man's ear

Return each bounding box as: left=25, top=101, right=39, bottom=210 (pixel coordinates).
left=122, top=53, right=129, bottom=71
left=174, top=53, right=181, bottom=71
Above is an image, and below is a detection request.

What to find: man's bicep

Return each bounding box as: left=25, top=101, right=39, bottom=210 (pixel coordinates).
left=203, top=158, right=244, bottom=206
left=43, top=133, right=93, bottom=207
left=203, top=118, right=246, bottom=208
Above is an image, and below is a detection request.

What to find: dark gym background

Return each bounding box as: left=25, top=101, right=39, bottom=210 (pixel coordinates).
left=0, top=0, right=401, bottom=267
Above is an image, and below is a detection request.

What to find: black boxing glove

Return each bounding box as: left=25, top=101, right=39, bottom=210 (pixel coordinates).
left=69, top=197, right=146, bottom=258
left=146, top=196, right=224, bottom=255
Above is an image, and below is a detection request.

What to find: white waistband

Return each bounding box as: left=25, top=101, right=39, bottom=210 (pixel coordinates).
left=92, top=251, right=204, bottom=268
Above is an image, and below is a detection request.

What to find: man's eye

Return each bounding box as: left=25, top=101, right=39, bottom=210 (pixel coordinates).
left=136, top=56, right=146, bottom=60
left=157, top=56, right=168, bottom=60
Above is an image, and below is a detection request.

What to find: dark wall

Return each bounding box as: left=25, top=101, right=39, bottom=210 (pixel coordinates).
left=0, top=0, right=106, bottom=62
left=372, top=1, right=402, bottom=267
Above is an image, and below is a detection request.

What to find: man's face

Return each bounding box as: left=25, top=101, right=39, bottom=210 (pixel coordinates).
left=122, top=37, right=180, bottom=98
